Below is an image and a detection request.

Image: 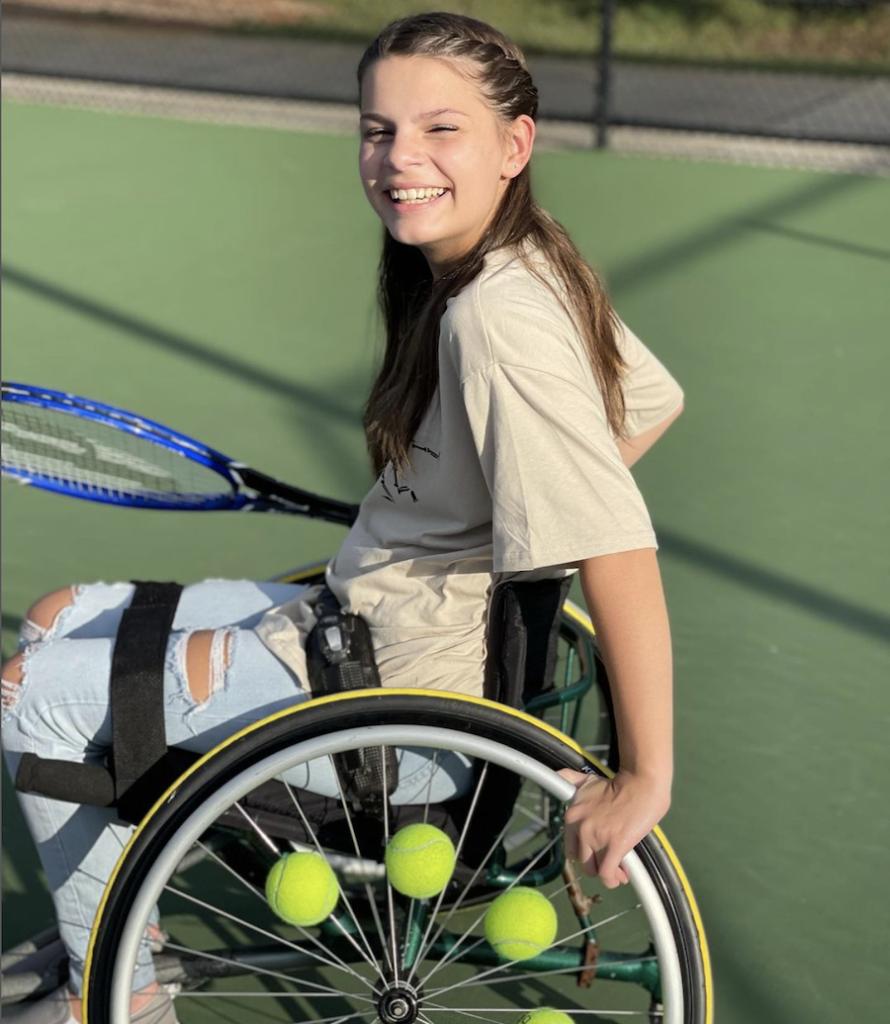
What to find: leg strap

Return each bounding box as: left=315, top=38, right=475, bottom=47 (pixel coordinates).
left=109, top=581, right=184, bottom=821
left=15, top=581, right=197, bottom=824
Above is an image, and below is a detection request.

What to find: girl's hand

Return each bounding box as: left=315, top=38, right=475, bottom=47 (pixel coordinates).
left=559, top=768, right=671, bottom=888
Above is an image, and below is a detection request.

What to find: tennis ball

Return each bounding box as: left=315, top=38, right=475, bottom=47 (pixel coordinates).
left=385, top=823, right=456, bottom=899
left=265, top=852, right=339, bottom=927
left=484, top=886, right=558, bottom=961
left=515, top=1011, right=575, bottom=1024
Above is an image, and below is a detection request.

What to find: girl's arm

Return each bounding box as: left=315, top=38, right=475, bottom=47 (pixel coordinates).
left=616, top=401, right=684, bottom=469
left=561, top=546, right=673, bottom=887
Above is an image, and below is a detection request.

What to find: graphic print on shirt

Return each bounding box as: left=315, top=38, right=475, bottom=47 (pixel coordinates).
left=411, top=443, right=440, bottom=460
left=377, top=442, right=441, bottom=504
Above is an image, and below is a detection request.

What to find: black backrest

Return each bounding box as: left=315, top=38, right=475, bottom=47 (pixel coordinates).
left=483, top=576, right=572, bottom=708
left=455, top=576, right=572, bottom=868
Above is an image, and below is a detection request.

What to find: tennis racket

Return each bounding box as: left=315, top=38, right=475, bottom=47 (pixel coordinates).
left=1, top=382, right=359, bottom=526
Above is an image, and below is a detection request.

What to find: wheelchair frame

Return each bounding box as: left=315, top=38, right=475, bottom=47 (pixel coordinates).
left=2, top=563, right=713, bottom=1024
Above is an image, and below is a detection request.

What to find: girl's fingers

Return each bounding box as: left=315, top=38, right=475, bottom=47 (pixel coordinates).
left=579, top=845, right=598, bottom=878
left=557, top=767, right=590, bottom=787
left=598, top=842, right=632, bottom=888
left=559, top=768, right=631, bottom=884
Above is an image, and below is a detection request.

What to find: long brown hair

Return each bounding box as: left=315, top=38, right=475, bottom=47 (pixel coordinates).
left=358, top=12, right=626, bottom=475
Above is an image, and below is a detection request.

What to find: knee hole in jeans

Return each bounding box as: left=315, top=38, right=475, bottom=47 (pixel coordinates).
left=1, top=651, right=26, bottom=710
left=184, top=629, right=233, bottom=704
left=22, top=587, right=77, bottom=644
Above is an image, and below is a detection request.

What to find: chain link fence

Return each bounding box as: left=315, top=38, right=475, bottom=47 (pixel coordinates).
left=2, top=0, right=889, bottom=173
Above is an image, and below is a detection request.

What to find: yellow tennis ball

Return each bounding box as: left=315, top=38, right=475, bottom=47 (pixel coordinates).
left=515, top=1011, right=575, bottom=1024
left=385, top=824, right=456, bottom=899
left=484, top=887, right=558, bottom=961
left=265, top=852, right=339, bottom=927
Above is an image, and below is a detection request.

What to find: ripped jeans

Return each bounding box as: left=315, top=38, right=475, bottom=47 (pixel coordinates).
left=1, top=580, right=473, bottom=994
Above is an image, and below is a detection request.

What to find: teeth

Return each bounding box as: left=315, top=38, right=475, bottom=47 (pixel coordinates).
left=390, top=187, right=446, bottom=203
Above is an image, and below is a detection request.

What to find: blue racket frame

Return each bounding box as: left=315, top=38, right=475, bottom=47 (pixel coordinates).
left=3, top=382, right=257, bottom=512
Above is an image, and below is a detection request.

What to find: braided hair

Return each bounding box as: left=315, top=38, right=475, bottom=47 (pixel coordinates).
left=359, top=13, right=626, bottom=475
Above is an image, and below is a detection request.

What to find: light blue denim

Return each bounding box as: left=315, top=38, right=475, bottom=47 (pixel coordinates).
left=1, top=580, right=473, bottom=994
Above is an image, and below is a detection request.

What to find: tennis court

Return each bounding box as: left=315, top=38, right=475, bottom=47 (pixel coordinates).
left=2, top=99, right=888, bottom=1022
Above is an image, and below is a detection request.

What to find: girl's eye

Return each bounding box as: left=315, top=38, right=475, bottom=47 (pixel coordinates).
left=362, top=125, right=456, bottom=140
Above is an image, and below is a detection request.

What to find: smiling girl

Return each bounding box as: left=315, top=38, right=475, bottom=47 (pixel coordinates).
left=3, top=12, right=683, bottom=1024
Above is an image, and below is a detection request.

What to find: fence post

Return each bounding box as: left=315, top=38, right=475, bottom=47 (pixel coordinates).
left=596, top=0, right=615, bottom=149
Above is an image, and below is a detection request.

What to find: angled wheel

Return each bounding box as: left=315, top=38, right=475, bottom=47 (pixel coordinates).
left=84, top=691, right=711, bottom=1024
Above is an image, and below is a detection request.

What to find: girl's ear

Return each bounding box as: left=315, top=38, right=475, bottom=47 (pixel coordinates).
left=502, top=114, right=536, bottom=178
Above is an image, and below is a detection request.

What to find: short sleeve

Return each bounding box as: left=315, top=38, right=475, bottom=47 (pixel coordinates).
left=460, top=362, right=658, bottom=573
left=616, top=318, right=685, bottom=438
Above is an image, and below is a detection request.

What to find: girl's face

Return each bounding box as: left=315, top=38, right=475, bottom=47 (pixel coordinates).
left=359, top=55, right=532, bottom=274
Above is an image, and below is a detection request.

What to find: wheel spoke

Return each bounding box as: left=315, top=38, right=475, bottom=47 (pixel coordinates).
left=380, top=747, right=401, bottom=984
left=408, top=814, right=516, bottom=979
left=193, top=838, right=264, bottom=899
left=424, top=1010, right=660, bottom=1018
left=163, top=884, right=376, bottom=991
left=421, top=1001, right=503, bottom=1024
left=511, top=798, right=548, bottom=829
left=421, top=856, right=642, bottom=994
left=231, top=800, right=281, bottom=855
left=175, top=991, right=371, bottom=1000
left=280, top=777, right=387, bottom=986
left=160, top=939, right=375, bottom=1002
left=420, top=749, right=441, bottom=825
left=284, top=1012, right=370, bottom=1024
left=417, top=830, right=562, bottom=989
left=428, top=955, right=658, bottom=994
left=424, top=917, right=603, bottom=1000
left=328, top=757, right=396, bottom=979
left=405, top=762, right=491, bottom=983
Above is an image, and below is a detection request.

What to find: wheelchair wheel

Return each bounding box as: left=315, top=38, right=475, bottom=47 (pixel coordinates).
left=84, top=692, right=711, bottom=1024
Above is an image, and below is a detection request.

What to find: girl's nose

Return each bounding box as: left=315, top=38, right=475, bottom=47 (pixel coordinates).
left=385, top=132, right=425, bottom=171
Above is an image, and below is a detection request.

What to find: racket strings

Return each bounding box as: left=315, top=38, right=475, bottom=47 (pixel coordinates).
left=1, top=403, right=231, bottom=508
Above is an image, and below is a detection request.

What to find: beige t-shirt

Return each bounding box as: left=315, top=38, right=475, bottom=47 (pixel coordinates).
left=256, top=244, right=684, bottom=696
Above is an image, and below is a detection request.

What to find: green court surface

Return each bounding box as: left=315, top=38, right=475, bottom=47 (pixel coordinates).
left=3, top=102, right=889, bottom=1022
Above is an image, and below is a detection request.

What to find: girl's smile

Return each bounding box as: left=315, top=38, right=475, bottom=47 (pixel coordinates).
left=385, top=186, right=450, bottom=209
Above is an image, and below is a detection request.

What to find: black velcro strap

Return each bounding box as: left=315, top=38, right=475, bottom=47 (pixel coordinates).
left=15, top=755, right=117, bottom=807
left=110, top=581, right=183, bottom=819
left=15, top=580, right=186, bottom=818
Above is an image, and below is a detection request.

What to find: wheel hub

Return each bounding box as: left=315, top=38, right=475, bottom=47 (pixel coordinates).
left=377, top=984, right=420, bottom=1024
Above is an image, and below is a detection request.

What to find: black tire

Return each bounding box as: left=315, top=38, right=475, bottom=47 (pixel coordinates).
left=84, top=692, right=711, bottom=1024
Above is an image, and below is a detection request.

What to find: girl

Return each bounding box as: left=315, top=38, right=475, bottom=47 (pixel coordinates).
left=2, top=12, right=683, bottom=1023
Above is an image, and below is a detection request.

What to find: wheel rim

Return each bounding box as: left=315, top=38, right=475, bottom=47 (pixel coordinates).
left=92, top=722, right=692, bottom=1024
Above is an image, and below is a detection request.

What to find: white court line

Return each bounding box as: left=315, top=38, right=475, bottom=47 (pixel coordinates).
left=4, top=72, right=889, bottom=175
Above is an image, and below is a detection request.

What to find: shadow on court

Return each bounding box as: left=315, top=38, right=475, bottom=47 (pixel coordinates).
left=2, top=263, right=360, bottom=427
left=609, top=170, right=878, bottom=296
left=744, top=222, right=890, bottom=263
left=655, top=526, right=890, bottom=645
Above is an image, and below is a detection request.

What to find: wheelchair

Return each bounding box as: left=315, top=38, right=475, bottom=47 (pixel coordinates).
left=2, top=560, right=713, bottom=1024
